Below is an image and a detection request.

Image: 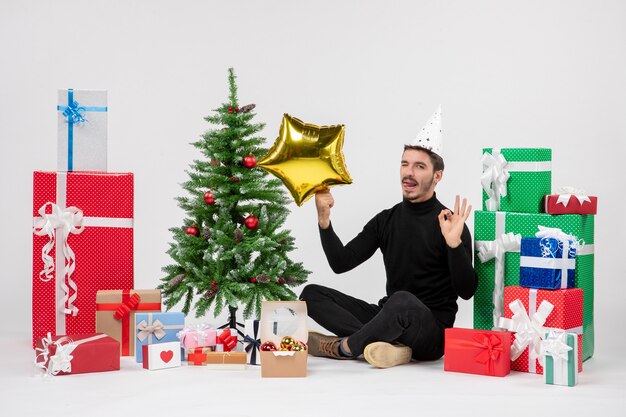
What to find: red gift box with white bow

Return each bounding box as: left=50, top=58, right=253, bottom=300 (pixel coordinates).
left=499, top=286, right=583, bottom=374
left=34, top=333, right=120, bottom=376
left=32, top=172, right=134, bottom=348
left=544, top=187, right=597, bottom=215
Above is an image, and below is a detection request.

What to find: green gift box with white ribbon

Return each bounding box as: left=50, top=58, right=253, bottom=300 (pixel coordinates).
left=482, top=148, right=552, bottom=213
left=543, top=331, right=579, bottom=387
left=473, top=210, right=595, bottom=360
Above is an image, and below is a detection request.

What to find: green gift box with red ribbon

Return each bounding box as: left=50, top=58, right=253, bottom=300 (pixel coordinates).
left=96, top=289, right=161, bottom=356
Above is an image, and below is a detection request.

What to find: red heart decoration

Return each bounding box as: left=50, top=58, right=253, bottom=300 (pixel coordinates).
left=160, top=350, right=174, bottom=363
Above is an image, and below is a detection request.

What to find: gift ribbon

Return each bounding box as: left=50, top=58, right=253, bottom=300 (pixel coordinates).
left=446, top=332, right=504, bottom=376
left=33, top=202, right=84, bottom=318
left=555, top=186, right=592, bottom=208
left=498, top=292, right=553, bottom=373
left=33, top=172, right=134, bottom=335
left=542, top=330, right=576, bottom=386
left=216, top=329, right=237, bottom=352
left=243, top=320, right=261, bottom=365
left=177, top=324, right=216, bottom=348
left=481, top=149, right=551, bottom=211
left=187, top=347, right=209, bottom=365
left=475, top=212, right=521, bottom=329
left=57, top=89, right=107, bottom=171
left=536, top=226, right=582, bottom=289
left=481, top=150, right=510, bottom=211
left=136, top=313, right=184, bottom=344
left=34, top=333, right=107, bottom=376
left=96, top=290, right=161, bottom=355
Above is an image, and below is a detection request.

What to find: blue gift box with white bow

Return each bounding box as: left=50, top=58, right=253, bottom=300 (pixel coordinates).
left=519, top=237, right=576, bottom=290
left=135, top=312, right=185, bottom=362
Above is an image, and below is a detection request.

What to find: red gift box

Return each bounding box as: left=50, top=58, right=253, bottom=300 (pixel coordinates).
left=32, top=171, right=134, bottom=347
left=34, top=333, right=120, bottom=376
left=501, top=286, right=583, bottom=374
left=444, top=328, right=512, bottom=377
left=544, top=193, right=597, bottom=215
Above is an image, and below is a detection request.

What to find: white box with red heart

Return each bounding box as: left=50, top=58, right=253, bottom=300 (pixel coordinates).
left=142, top=341, right=181, bottom=370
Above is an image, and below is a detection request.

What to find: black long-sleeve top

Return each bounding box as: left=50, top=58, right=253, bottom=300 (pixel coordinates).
left=319, top=193, right=477, bottom=328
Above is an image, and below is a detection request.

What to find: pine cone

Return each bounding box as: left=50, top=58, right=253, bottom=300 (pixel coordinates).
left=234, top=228, right=244, bottom=243
left=168, top=274, right=185, bottom=287
left=283, top=275, right=297, bottom=285
left=256, top=274, right=270, bottom=284
left=203, top=227, right=212, bottom=240
left=240, top=104, right=256, bottom=113
left=203, top=286, right=218, bottom=299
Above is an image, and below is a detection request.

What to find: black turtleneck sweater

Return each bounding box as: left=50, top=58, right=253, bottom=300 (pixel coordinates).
left=319, top=193, right=477, bottom=328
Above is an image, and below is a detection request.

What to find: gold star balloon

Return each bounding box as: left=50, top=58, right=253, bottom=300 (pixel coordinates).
left=257, top=114, right=353, bottom=206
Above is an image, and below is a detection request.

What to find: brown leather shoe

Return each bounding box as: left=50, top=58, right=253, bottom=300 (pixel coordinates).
left=307, top=331, right=352, bottom=359
left=364, top=342, right=412, bottom=368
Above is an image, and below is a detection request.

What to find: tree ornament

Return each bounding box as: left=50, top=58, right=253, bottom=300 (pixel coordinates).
left=277, top=277, right=285, bottom=285
left=204, top=191, right=215, bottom=205
left=261, top=341, right=277, bottom=351
left=257, top=114, right=353, bottom=206
left=230, top=176, right=239, bottom=182
left=168, top=274, right=185, bottom=288
left=228, top=106, right=233, bottom=114
left=235, top=107, right=240, bottom=112
left=203, top=227, right=211, bottom=240
left=292, top=342, right=305, bottom=351
left=244, top=215, right=259, bottom=229
left=211, top=280, right=217, bottom=287
left=242, top=154, right=257, bottom=168
left=249, top=277, right=257, bottom=284
left=204, top=286, right=218, bottom=299
left=210, top=158, right=220, bottom=166
left=240, top=104, right=256, bottom=113
left=280, top=336, right=296, bottom=350
left=256, top=274, right=270, bottom=284
left=283, top=275, right=296, bottom=285
left=234, top=227, right=244, bottom=243
left=185, top=226, right=200, bottom=237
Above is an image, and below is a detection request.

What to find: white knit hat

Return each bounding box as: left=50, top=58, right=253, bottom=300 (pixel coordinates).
left=412, top=105, right=442, bottom=156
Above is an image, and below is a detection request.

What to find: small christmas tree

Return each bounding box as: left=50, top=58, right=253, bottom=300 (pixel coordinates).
left=159, top=68, right=310, bottom=321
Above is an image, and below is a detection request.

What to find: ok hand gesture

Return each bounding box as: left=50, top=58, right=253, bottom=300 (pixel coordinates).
left=438, top=195, right=472, bottom=248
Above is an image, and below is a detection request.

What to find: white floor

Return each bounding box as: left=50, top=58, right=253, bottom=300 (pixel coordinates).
left=1, top=331, right=624, bottom=417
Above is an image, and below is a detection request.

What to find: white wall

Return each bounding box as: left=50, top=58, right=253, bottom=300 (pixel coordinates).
left=1, top=0, right=624, bottom=354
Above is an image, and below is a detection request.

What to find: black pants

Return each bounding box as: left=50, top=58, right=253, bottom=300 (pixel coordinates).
left=300, top=284, right=445, bottom=360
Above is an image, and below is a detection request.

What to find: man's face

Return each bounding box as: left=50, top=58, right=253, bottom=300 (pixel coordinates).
left=400, top=149, right=442, bottom=203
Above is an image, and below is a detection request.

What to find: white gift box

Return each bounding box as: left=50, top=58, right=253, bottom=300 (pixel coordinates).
left=57, top=89, right=108, bottom=172
left=142, top=341, right=181, bottom=370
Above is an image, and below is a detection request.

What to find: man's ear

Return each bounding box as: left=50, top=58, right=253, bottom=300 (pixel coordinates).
left=434, top=170, right=443, bottom=183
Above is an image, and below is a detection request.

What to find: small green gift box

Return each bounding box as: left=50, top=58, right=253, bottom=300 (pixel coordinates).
left=473, top=210, right=595, bottom=360
left=481, top=148, right=551, bottom=213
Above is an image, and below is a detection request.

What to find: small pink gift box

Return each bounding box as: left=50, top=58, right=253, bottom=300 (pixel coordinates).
left=177, top=324, right=217, bottom=349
